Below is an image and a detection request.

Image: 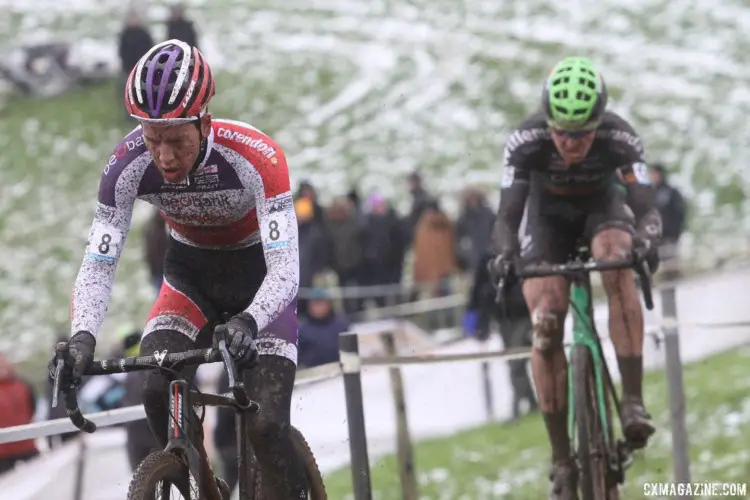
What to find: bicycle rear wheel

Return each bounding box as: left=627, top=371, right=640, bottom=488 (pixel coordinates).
left=244, top=425, right=327, bottom=499
left=127, top=451, right=194, bottom=500
left=573, top=345, right=619, bottom=500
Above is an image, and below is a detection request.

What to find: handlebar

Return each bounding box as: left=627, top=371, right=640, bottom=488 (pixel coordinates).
left=494, top=252, right=654, bottom=311
left=51, top=326, right=254, bottom=434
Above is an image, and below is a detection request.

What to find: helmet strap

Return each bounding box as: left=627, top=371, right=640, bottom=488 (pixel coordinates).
left=186, top=120, right=208, bottom=186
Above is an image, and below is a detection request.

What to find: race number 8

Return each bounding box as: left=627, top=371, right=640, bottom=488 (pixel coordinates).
left=268, top=220, right=280, bottom=241
left=88, top=224, right=122, bottom=258
left=98, top=233, right=112, bottom=254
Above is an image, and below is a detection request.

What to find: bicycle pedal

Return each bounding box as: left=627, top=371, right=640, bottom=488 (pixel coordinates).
left=617, top=440, right=634, bottom=471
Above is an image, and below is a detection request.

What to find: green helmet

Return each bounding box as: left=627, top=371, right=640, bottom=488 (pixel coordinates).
left=542, top=57, right=607, bottom=130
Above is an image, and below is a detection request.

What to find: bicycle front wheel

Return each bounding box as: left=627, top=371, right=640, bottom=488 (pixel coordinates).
left=573, top=344, right=618, bottom=500
left=127, top=451, right=194, bottom=500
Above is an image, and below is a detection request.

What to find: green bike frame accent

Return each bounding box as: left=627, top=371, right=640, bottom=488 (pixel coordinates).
left=566, top=280, right=612, bottom=444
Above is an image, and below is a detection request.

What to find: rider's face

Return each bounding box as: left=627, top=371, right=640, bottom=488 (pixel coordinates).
left=550, top=129, right=596, bottom=166
left=142, top=115, right=211, bottom=183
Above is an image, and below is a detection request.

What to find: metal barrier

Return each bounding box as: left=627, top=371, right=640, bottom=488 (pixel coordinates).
left=4, top=276, right=750, bottom=499
left=337, top=282, right=750, bottom=500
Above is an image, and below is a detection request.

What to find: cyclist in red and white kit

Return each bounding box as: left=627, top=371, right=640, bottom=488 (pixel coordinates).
left=52, top=39, right=307, bottom=498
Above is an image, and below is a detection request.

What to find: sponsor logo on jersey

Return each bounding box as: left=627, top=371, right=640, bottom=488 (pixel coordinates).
left=597, top=129, right=644, bottom=154
left=193, top=165, right=221, bottom=190
left=95, top=203, right=116, bottom=223
left=160, top=193, right=232, bottom=209
left=268, top=193, right=293, bottom=213
left=217, top=128, right=277, bottom=159
left=548, top=172, right=606, bottom=184
left=105, top=135, right=146, bottom=174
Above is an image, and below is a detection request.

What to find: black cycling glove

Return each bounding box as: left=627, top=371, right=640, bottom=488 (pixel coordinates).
left=48, top=330, right=96, bottom=384
left=224, top=312, right=259, bottom=366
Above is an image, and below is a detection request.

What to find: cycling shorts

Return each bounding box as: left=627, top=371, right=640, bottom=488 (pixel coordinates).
left=142, top=237, right=298, bottom=364
left=520, top=185, right=635, bottom=265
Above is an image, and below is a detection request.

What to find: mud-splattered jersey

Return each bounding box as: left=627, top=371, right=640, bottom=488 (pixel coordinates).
left=501, top=110, right=650, bottom=196
left=70, top=119, right=299, bottom=338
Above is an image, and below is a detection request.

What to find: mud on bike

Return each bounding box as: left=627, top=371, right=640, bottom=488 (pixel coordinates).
left=495, top=242, right=654, bottom=500
left=51, top=325, right=327, bottom=500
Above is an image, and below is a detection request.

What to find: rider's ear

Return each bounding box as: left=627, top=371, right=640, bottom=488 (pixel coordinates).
left=200, top=113, right=212, bottom=137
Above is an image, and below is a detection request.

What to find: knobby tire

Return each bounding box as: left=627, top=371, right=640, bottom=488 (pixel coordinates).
left=573, top=344, right=619, bottom=500
left=243, top=425, right=327, bottom=500
left=127, top=450, right=193, bottom=500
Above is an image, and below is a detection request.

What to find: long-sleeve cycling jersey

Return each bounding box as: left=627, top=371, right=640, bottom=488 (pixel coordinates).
left=493, top=110, right=661, bottom=253
left=70, top=119, right=299, bottom=338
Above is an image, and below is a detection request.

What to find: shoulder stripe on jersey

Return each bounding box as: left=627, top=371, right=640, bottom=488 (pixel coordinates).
left=212, top=125, right=290, bottom=199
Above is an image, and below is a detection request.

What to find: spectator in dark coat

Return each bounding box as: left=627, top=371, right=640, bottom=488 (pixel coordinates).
left=326, top=198, right=365, bottom=314
left=118, top=10, right=154, bottom=119
left=298, top=289, right=352, bottom=368
left=167, top=4, right=199, bottom=49
left=296, top=197, right=329, bottom=318
left=455, top=187, right=496, bottom=272
left=650, top=164, right=687, bottom=277
left=404, top=171, right=434, bottom=244
left=361, top=193, right=408, bottom=307
left=465, top=253, right=538, bottom=420
left=115, top=328, right=159, bottom=471
left=296, top=180, right=328, bottom=229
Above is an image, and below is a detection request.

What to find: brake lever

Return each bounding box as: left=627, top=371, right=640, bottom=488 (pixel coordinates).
left=214, top=325, right=255, bottom=411
left=51, top=342, right=69, bottom=409
left=632, top=246, right=654, bottom=311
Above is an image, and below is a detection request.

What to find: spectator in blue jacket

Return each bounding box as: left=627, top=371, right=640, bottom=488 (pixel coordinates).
left=298, top=288, right=351, bottom=368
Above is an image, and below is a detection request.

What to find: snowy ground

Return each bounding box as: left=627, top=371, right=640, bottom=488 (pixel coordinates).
left=1, top=0, right=750, bottom=357
left=2, top=266, right=750, bottom=499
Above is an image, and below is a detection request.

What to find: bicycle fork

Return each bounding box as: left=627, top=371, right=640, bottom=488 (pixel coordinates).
left=164, top=380, right=222, bottom=500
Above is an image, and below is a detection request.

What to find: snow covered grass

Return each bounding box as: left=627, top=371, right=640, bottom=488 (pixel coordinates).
left=323, top=345, right=750, bottom=498
left=1, top=0, right=750, bottom=357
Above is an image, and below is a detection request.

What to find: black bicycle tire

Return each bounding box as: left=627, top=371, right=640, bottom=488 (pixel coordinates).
left=243, top=425, right=327, bottom=500
left=290, top=425, right=328, bottom=499
left=127, top=450, right=193, bottom=500
left=573, top=344, right=608, bottom=500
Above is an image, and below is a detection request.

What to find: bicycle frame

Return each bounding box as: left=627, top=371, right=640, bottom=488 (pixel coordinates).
left=566, top=275, right=616, bottom=448
left=497, top=251, right=654, bottom=454
left=165, top=380, right=251, bottom=499
left=51, top=330, right=260, bottom=500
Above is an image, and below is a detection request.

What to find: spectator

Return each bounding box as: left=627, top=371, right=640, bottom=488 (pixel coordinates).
left=77, top=325, right=140, bottom=414
left=118, top=327, right=159, bottom=471
left=297, top=197, right=329, bottom=318
left=361, top=193, right=408, bottom=307
left=298, top=288, right=352, bottom=368
left=0, top=352, right=38, bottom=474
left=167, top=4, right=200, bottom=49
left=296, top=180, right=327, bottom=228
left=464, top=253, right=537, bottom=420
left=326, top=198, right=365, bottom=314
left=413, top=199, right=458, bottom=328
left=404, top=171, right=434, bottom=243
left=455, top=187, right=496, bottom=272
left=413, top=199, right=457, bottom=289
left=346, top=188, right=365, bottom=224
left=143, top=206, right=168, bottom=294
left=118, top=10, right=154, bottom=117
left=650, top=164, right=687, bottom=277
